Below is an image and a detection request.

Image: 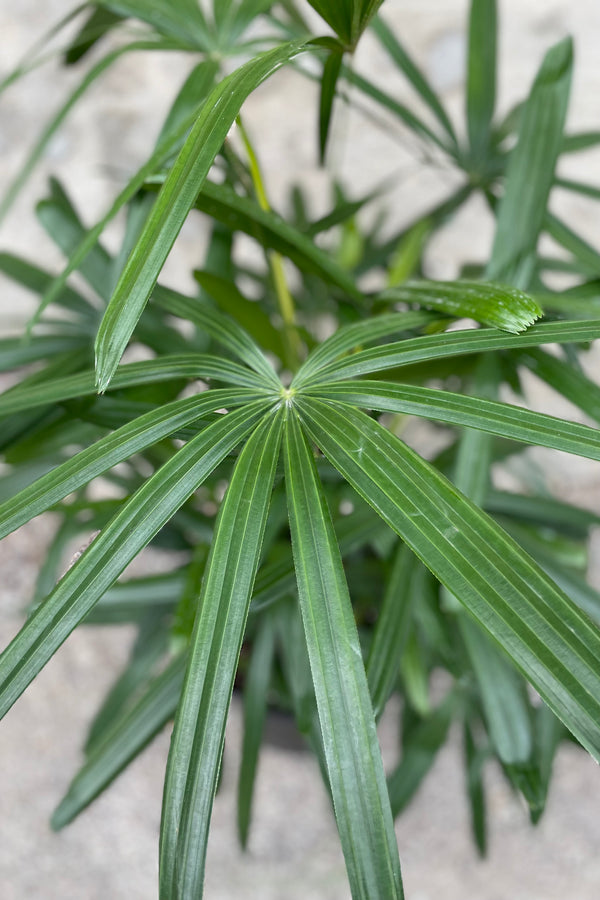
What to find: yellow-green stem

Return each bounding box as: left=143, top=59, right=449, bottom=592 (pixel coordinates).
left=236, top=116, right=302, bottom=370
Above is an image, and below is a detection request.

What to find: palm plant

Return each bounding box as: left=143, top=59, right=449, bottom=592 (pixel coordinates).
left=2, top=1, right=600, bottom=897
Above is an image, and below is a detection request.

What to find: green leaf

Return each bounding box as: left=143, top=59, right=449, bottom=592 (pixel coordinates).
left=387, top=695, right=455, bottom=817
left=152, top=286, right=280, bottom=385
left=544, top=212, right=600, bottom=276
left=64, top=6, right=125, bottom=64
left=500, top=519, right=587, bottom=571
left=372, top=15, right=458, bottom=149
left=379, top=280, right=541, bottom=333
left=296, top=397, right=600, bottom=762
left=487, top=37, right=573, bottom=285
left=237, top=615, right=276, bottom=848
left=366, top=543, right=416, bottom=721
left=0, top=355, right=270, bottom=421
left=319, top=46, right=344, bottom=162
left=36, top=182, right=114, bottom=301
left=250, top=501, right=388, bottom=615
left=28, top=58, right=220, bottom=328
left=518, top=347, right=600, bottom=425
left=0, top=335, right=88, bottom=372
left=0, top=346, right=90, bottom=444
left=294, top=311, right=434, bottom=384
left=0, top=389, right=261, bottom=542
left=192, top=271, right=285, bottom=359
left=214, top=0, right=274, bottom=47
left=561, top=131, right=600, bottom=154
left=502, top=760, right=544, bottom=821
left=399, top=630, right=430, bottom=716
left=555, top=176, right=600, bottom=202
left=52, top=654, right=186, bottom=829
left=305, top=1, right=351, bottom=44
left=460, top=618, right=532, bottom=763
left=0, top=401, right=270, bottom=721
left=87, top=570, right=187, bottom=625
left=191, top=180, right=364, bottom=302
left=358, top=184, right=472, bottom=275
left=0, top=38, right=181, bottom=225
left=213, top=0, right=236, bottom=32
left=464, top=721, right=488, bottom=855
left=277, top=599, right=316, bottom=735
left=284, top=411, right=403, bottom=900
left=485, top=489, right=600, bottom=537
left=499, top=519, right=600, bottom=627
left=529, top=705, right=564, bottom=824
left=160, top=407, right=283, bottom=899
left=386, top=220, right=430, bottom=287
left=534, top=283, right=600, bottom=319
left=306, top=378, right=600, bottom=462
left=97, top=0, right=210, bottom=47
left=442, top=355, right=533, bottom=766
left=0, top=251, right=95, bottom=320
left=307, top=0, right=384, bottom=48
left=294, top=319, right=600, bottom=386
left=466, top=0, right=497, bottom=159
left=450, top=363, right=496, bottom=511
left=94, top=39, right=307, bottom=392
left=347, top=69, right=452, bottom=153
left=84, top=614, right=168, bottom=753
left=155, top=60, right=220, bottom=149
left=171, top=545, right=209, bottom=651
left=27, top=518, right=81, bottom=613
left=305, top=191, right=372, bottom=239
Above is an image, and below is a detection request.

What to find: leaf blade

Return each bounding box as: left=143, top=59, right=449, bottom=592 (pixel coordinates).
left=0, top=401, right=270, bottom=720
left=372, top=14, right=458, bottom=149
left=192, top=180, right=364, bottom=303
left=305, top=379, right=600, bottom=462
left=159, top=407, right=284, bottom=899
left=379, top=280, right=541, bottom=333
left=0, top=355, right=269, bottom=420
left=487, top=37, right=573, bottom=285
left=366, top=543, right=416, bottom=721
left=0, top=39, right=180, bottom=224
left=237, top=615, right=276, bottom=848
left=284, top=410, right=403, bottom=900
left=466, top=0, right=497, bottom=159
left=294, top=319, right=600, bottom=385
left=52, top=654, right=186, bottom=829
left=0, top=389, right=263, bottom=542
left=319, top=45, right=344, bottom=162
left=297, top=398, right=600, bottom=762
left=95, top=40, right=306, bottom=392
left=152, top=286, right=279, bottom=385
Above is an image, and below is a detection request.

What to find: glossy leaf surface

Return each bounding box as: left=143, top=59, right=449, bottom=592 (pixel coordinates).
left=297, top=398, right=600, bottom=762
left=160, top=409, right=283, bottom=898
left=95, top=40, right=306, bottom=391
left=0, top=402, right=269, bottom=720
left=284, top=411, right=403, bottom=900
left=380, top=280, right=541, bottom=333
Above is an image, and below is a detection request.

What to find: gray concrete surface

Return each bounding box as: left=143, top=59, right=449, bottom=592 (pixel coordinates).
left=1, top=1, right=600, bottom=898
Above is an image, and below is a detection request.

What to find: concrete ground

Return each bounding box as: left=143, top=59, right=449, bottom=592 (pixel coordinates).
left=1, top=1, right=600, bottom=897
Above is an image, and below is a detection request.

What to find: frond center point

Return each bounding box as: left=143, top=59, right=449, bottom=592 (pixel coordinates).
left=280, top=386, right=296, bottom=407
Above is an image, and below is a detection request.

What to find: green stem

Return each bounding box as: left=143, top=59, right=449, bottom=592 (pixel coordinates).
left=236, top=116, right=302, bottom=370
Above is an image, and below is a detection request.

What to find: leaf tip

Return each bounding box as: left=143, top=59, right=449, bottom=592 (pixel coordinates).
left=94, top=334, right=115, bottom=394
left=50, top=801, right=71, bottom=832
left=498, top=286, right=543, bottom=334
left=94, top=368, right=110, bottom=395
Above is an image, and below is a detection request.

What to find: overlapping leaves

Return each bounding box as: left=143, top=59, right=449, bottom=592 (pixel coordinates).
left=1, top=289, right=600, bottom=897
left=3, top=2, right=600, bottom=898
